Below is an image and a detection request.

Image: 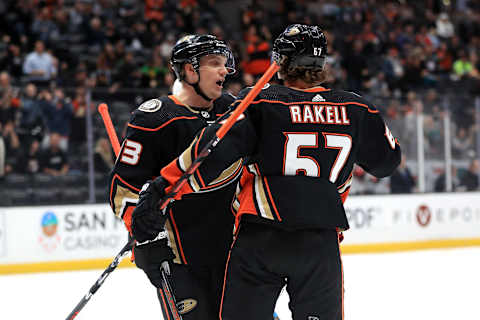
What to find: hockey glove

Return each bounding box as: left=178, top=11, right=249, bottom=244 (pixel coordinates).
left=134, top=238, right=175, bottom=288
left=131, top=177, right=169, bottom=243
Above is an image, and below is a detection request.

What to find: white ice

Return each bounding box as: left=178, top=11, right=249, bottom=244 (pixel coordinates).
left=1, top=247, right=479, bottom=320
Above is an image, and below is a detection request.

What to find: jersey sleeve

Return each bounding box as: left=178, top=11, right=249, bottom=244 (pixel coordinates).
left=160, top=105, right=257, bottom=198
left=356, top=110, right=401, bottom=178
left=108, top=106, right=172, bottom=233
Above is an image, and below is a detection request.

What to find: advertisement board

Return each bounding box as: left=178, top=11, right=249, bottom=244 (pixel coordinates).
left=0, top=212, right=5, bottom=258
left=342, top=192, right=480, bottom=247
left=0, top=204, right=128, bottom=265
left=1, top=193, right=479, bottom=273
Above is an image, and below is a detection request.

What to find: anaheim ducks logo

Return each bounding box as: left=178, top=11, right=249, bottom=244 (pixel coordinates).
left=177, top=34, right=195, bottom=44
left=176, top=298, right=198, bottom=314
left=138, top=99, right=162, bottom=112
left=286, top=26, right=301, bottom=36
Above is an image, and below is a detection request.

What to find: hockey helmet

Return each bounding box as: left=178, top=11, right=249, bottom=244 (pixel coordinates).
left=272, top=24, right=327, bottom=70
left=170, top=34, right=235, bottom=79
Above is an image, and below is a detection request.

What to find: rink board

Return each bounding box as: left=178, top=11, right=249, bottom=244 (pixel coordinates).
left=0, top=192, right=479, bottom=274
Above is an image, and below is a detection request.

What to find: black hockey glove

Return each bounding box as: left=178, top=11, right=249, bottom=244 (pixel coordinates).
left=131, top=177, right=170, bottom=243
left=134, top=238, right=175, bottom=288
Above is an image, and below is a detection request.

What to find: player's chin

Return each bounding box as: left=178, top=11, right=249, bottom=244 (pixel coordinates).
left=210, top=87, right=223, bottom=99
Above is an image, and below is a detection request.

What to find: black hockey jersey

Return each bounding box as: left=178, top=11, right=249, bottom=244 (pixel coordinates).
left=109, top=93, right=242, bottom=266
left=161, top=84, right=401, bottom=231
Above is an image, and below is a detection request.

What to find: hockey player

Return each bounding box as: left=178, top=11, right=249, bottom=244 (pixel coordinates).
left=132, top=24, right=402, bottom=320
left=108, top=34, right=242, bottom=319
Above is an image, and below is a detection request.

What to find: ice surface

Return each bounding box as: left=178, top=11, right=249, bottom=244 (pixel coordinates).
left=1, top=247, right=478, bottom=320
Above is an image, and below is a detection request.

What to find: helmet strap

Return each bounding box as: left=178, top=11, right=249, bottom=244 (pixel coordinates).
left=185, top=72, right=214, bottom=102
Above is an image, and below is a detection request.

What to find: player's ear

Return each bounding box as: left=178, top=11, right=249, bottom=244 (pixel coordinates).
left=183, top=63, right=198, bottom=82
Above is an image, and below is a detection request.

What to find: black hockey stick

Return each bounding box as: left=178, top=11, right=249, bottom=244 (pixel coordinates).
left=65, top=237, right=135, bottom=320
left=158, top=262, right=183, bottom=320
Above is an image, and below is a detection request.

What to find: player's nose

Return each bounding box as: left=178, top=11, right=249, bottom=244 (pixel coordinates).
left=219, top=65, right=228, bottom=76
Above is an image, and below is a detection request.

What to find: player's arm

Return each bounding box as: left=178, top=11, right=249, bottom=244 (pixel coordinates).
left=108, top=114, right=165, bottom=233
left=356, top=110, right=401, bottom=178
left=161, top=103, right=257, bottom=198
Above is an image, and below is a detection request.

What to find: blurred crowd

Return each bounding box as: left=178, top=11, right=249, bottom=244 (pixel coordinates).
left=0, top=0, right=479, bottom=199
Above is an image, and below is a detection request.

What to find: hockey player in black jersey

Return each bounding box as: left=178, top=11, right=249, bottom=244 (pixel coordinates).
left=108, top=35, right=242, bottom=319
left=133, top=24, right=402, bottom=320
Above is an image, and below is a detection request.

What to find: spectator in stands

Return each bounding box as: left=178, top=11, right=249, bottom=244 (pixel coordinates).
left=459, top=159, right=479, bottom=191
left=40, top=132, right=69, bottom=176
left=342, top=39, right=369, bottom=91
left=38, top=88, right=73, bottom=151
left=68, top=0, right=90, bottom=35
left=139, top=51, right=169, bottom=88
left=242, top=24, right=272, bottom=77
left=159, top=34, right=176, bottom=59
left=94, top=137, right=114, bottom=173
left=0, top=43, right=24, bottom=79
left=118, top=0, right=140, bottom=26
left=436, top=13, right=455, bottom=39
left=452, top=49, right=474, bottom=79
left=32, top=6, right=59, bottom=44
left=70, top=87, right=88, bottom=146
left=22, top=40, right=57, bottom=86
left=452, top=127, right=474, bottom=158
left=0, top=133, right=4, bottom=179
left=110, top=51, right=141, bottom=93
left=0, top=71, right=21, bottom=177
left=390, top=155, right=416, bottom=193
left=145, top=0, right=165, bottom=22
left=86, top=16, right=106, bottom=52
left=434, top=166, right=460, bottom=192
left=15, top=139, right=42, bottom=175
left=17, top=83, right=45, bottom=146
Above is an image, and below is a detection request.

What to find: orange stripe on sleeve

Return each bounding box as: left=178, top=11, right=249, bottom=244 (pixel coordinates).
left=340, top=188, right=350, bottom=204
left=128, top=116, right=198, bottom=132
left=122, top=206, right=135, bottom=234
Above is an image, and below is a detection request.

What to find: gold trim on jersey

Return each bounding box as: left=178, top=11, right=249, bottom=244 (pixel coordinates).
left=248, top=165, right=274, bottom=220
left=208, top=159, right=242, bottom=186
left=338, top=174, right=353, bottom=194
left=184, top=157, right=242, bottom=194
left=178, top=140, right=196, bottom=172
left=114, top=185, right=139, bottom=218
left=188, top=174, right=201, bottom=192
left=165, top=219, right=182, bottom=264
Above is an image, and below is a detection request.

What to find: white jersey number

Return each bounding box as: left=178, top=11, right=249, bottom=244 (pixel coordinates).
left=283, top=132, right=352, bottom=183
left=120, top=140, right=142, bottom=165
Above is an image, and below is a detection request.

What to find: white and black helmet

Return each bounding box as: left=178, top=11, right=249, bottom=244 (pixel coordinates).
left=170, top=34, right=236, bottom=80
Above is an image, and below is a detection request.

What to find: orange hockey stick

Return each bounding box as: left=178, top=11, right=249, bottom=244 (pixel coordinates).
left=96, top=102, right=183, bottom=320
left=98, top=103, right=121, bottom=157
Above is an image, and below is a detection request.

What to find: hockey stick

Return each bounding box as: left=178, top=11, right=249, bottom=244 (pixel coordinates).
left=98, top=103, right=121, bottom=156
left=97, top=103, right=183, bottom=320
left=65, top=237, right=135, bottom=320
left=158, top=62, right=279, bottom=210
left=88, top=62, right=279, bottom=319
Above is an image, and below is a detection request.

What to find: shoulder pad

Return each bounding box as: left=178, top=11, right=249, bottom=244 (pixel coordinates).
left=137, top=98, right=162, bottom=113
left=129, top=97, right=180, bottom=129
left=238, top=82, right=271, bottom=99
left=335, top=90, right=378, bottom=111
